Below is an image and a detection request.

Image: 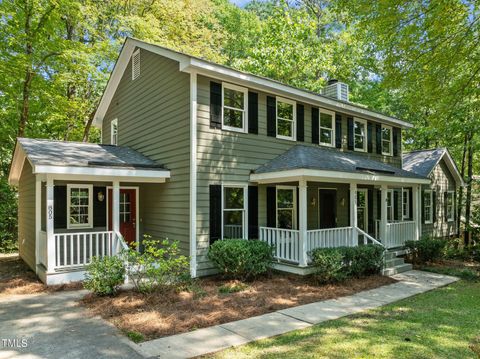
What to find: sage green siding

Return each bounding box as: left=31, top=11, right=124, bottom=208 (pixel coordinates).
left=18, top=160, right=36, bottom=271
left=102, top=49, right=191, bottom=253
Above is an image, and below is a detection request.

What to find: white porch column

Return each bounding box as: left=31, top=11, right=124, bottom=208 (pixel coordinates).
left=112, top=181, right=120, bottom=235
left=349, top=183, right=358, bottom=244
left=380, top=184, right=388, bottom=243
left=46, top=177, right=55, bottom=273
left=298, top=179, right=308, bottom=267
left=35, top=179, right=41, bottom=274
left=413, top=185, right=420, bottom=240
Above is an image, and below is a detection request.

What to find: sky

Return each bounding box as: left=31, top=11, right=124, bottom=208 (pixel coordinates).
left=229, top=0, right=253, bottom=8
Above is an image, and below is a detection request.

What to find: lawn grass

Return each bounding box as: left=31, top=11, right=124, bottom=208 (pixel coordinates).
left=209, top=280, right=480, bottom=358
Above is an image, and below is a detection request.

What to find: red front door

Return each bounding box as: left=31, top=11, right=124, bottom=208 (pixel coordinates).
left=108, top=188, right=137, bottom=245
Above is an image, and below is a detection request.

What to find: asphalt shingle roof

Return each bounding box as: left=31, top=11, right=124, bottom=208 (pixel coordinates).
left=402, top=148, right=446, bottom=177
left=18, top=138, right=165, bottom=170
left=253, top=145, right=426, bottom=179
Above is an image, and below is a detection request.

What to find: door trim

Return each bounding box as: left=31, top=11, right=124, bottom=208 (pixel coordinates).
left=318, top=188, right=337, bottom=228
left=106, top=186, right=139, bottom=250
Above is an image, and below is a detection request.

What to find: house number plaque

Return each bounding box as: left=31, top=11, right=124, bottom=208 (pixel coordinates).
left=48, top=205, right=53, bottom=220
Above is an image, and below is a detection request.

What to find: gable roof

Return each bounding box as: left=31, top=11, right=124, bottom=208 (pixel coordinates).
left=8, top=138, right=170, bottom=185
left=402, top=148, right=464, bottom=186
left=93, top=37, right=413, bottom=129
left=251, top=145, right=429, bottom=184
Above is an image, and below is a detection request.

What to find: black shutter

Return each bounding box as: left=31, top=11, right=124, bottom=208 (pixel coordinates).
left=376, top=189, right=381, bottom=219
left=209, top=185, right=222, bottom=244
left=367, top=122, right=373, bottom=153
left=433, top=190, right=437, bottom=223
left=248, top=186, right=258, bottom=239
left=335, top=114, right=342, bottom=148
left=248, top=92, right=258, bottom=134
left=93, top=187, right=107, bottom=227
left=297, top=104, right=304, bottom=141
left=454, top=191, right=457, bottom=221
left=421, top=190, right=425, bottom=224
left=266, top=96, right=276, bottom=137
left=347, top=117, right=354, bottom=150
left=266, top=187, right=276, bottom=227
left=393, top=190, right=399, bottom=220
left=444, top=192, right=448, bottom=221
left=368, top=188, right=373, bottom=233
left=376, top=124, right=382, bottom=154
left=210, top=82, right=222, bottom=129
left=54, top=185, right=67, bottom=229
left=311, top=107, right=319, bottom=144
left=408, top=189, right=413, bottom=220
left=393, top=127, right=400, bottom=156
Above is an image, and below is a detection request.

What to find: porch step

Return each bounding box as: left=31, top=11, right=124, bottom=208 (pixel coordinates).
left=382, top=248, right=412, bottom=276
left=382, top=263, right=413, bottom=276
left=384, top=257, right=405, bottom=268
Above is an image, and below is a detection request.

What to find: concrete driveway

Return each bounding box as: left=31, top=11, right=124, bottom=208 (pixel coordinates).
left=0, top=290, right=143, bottom=359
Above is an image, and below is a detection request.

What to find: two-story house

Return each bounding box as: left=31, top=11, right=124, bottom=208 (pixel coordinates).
left=9, top=38, right=463, bottom=284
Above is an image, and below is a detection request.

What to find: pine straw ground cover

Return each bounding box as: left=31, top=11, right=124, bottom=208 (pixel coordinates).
left=0, top=255, right=82, bottom=296
left=80, top=273, right=395, bottom=342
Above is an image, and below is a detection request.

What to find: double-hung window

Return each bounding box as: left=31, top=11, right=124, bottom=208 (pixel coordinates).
left=111, top=119, right=118, bottom=145
left=67, top=184, right=93, bottom=229
left=276, top=186, right=296, bottom=229
left=276, top=97, right=296, bottom=140
left=381, top=125, right=393, bottom=156
left=354, top=118, right=367, bottom=152
left=446, top=191, right=454, bottom=221
left=386, top=190, right=394, bottom=221
left=222, top=185, right=247, bottom=239
left=319, top=110, right=335, bottom=147
left=222, top=83, right=248, bottom=132
left=402, top=188, right=410, bottom=220
left=423, top=190, right=433, bottom=224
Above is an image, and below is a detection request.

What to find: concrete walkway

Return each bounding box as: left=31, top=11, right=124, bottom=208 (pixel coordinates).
left=136, top=270, right=459, bottom=358
left=0, top=290, right=142, bottom=359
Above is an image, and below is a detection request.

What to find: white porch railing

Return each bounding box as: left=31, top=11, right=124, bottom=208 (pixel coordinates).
left=38, top=231, right=48, bottom=267
left=53, top=231, right=127, bottom=270
left=306, top=227, right=356, bottom=252
left=385, top=221, right=416, bottom=249
left=259, top=227, right=300, bottom=263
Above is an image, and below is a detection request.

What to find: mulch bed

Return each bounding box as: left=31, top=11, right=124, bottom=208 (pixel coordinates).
left=81, top=273, right=396, bottom=342
left=0, top=254, right=82, bottom=296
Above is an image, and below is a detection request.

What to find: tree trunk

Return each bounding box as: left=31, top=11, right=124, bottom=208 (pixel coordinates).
left=457, top=133, right=468, bottom=237
left=82, top=109, right=96, bottom=142
left=464, top=134, right=474, bottom=246
left=18, top=2, right=33, bottom=138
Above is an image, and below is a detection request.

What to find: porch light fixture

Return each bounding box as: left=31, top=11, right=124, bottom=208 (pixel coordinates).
left=310, top=196, right=316, bottom=207
left=97, top=191, right=105, bottom=202
left=340, top=197, right=346, bottom=207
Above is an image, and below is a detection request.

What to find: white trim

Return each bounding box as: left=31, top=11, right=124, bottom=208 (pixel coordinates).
left=189, top=71, right=198, bottom=278
left=423, top=189, right=433, bottom=224
left=33, top=165, right=170, bottom=180
left=319, top=109, right=336, bottom=147
left=66, top=184, right=93, bottom=229
left=386, top=189, right=394, bottom=221
left=353, top=117, right=367, bottom=152
left=276, top=185, right=297, bottom=230
left=131, top=49, right=140, bottom=80
left=221, top=82, right=248, bottom=133
left=221, top=183, right=248, bottom=240
left=250, top=169, right=431, bottom=185
left=381, top=124, right=393, bottom=156
left=110, top=118, right=118, bottom=145
left=35, top=179, right=41, bottom=274
left=402, top=188, right=410, bottom=220
left=276, top=97, right=296, bottom=141
left=446, top=190, right=455, bottom=222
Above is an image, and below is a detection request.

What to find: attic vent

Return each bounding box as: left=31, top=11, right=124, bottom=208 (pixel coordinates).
left=322, top=79, right=349, bottom=102
left=132, top=50, right=140, bottom=80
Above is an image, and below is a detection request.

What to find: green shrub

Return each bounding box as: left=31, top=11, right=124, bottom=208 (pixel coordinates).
left=84, top=255, right=126, bottom=296
left=405, top=238, right=446, bottom=264
left=218, top=282, right=249, bottom=294
left=208, top=239, right=273, bottom=281
left=123, top=235, right=190, bottom=294
left=310, top=245, right=384, bottom=284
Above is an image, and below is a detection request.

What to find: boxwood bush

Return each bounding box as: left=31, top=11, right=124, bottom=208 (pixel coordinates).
left=405, top=237, right=446, bottom=264
left=310, top=245, right=384, bottom=284
left=84, top=255, right=126, bottom=296
left=208, top=239, right=273, bottom=281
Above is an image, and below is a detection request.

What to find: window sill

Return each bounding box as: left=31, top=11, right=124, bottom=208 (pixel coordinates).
left=382, top=152, right=393, bottom=156
left=354, top=148, right=367, bottom=153
left=319, top=142, right=335, bottom=148
left=276, top=135, right=296, bottom=142
left=222, top=126, right=247, bottom=134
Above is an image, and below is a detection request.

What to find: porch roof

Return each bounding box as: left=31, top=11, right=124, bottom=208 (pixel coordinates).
left=9, top=138, right=170, bottom=185
left=250, top=145, right=430, bottom=185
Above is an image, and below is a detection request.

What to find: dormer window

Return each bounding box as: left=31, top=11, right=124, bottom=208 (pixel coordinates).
left=132, top=50, right=140, bottom=80
left=276, top=97, right=296, bottom=141
left=222, top=83, right=247, bottom=132
left=111, top=119, right=118, bottom=145
left=319, top=110, right=335, bottom=147
left=353, top=118, right=367, bottom=152
left=381, top=124, right=393, bottom=156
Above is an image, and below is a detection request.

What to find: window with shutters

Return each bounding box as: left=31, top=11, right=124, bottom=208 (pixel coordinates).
left=353, top=118, right=367, bottom=152
left=111, top=119, right=118, bottom=145
left=276, top=97, right=296, bottom=141
left=319, top=110, right=335, bottom=147
left=132, top=50, right=140, bottom=80
left=222, top=184, right=247, bottom=239
left=222, top=83, right=248, bottom=132
left=446, top=191, right=454, bottom=221
left=402, top=188, right=410, bottom=219
left=276, top=186, right=297, bottom=229
left=67, top=184, right=93, bottom=229
left=423, top=190, right=433, bottom=224
left=381, top=124, right=393, bottom=156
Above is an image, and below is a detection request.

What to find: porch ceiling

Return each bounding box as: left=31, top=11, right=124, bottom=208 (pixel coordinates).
left=250, top=145, right=430, bottom=185
left=9, top=138, right=170, bottom=185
